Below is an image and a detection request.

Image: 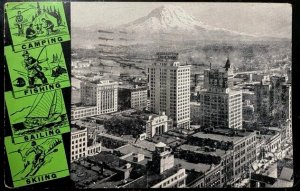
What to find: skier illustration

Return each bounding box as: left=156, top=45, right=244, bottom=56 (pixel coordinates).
left=13, top=138, right=61, bottom=178
left=23, top=141, right=46, bottom=174
left=22, top=50, right=48, bottom=88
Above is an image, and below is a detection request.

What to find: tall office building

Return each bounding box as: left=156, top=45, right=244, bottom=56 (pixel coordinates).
left=199, top=59, right=243, bottom=129
left=148, top=52, right=191, bottom=129
left=72, top=80, right=118, bottom=119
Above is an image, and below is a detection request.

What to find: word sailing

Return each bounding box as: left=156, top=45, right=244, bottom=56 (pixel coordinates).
left=24, top=129, right=62, bottom=142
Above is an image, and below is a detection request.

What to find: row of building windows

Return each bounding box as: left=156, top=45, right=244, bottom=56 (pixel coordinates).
left=72, top=133, right=86, bottom=140
left=72, top=148, right=86, bottom=155
left=72, top=137, right=86, bottom=144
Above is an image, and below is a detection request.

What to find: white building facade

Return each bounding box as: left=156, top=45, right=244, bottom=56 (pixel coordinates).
left=146, top=112, right=171, bottom=138
left=71, top=127, right=88, bottom=162
left=199, top=61, right=243, bottom=129
left=71, top=80, right=118, bottom=119
left=148, top=54, right=191, bottom=129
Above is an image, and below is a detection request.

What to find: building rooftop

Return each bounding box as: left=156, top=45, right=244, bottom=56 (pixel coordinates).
left=272, top=179, right=294, bottom=188
left=279, top=167, right=293, bottom=181
left=123, top=165, right=183, bottom=188
left=174, top=158, right=211, bottom=173
left=114, top=144, right=153, bottom=159
left=155, top=142, right=166, bottom=148
left=99, top=133, right=128, bottom=142
left=151, top=134, right=186, bottom=147
left=82, top=79, right=117, bottom=85
left=119, top=85, right=148, bottom=91
left=177, top=144, right=228, bottom=157
left=191, top=130, right=253, bottom=144
left=190, top=101, right=201, bottom=106
left=251, top=173, right=277, bottom=185
left=71, top=126, right=87, bottom=133
left=87, top=152, right=126, bottom=169
left=122, top=155, right=149, bottom=166
left=133, top=140, right=157, bottom=152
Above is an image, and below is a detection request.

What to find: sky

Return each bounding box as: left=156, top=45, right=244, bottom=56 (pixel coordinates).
left=71, top=2, right=291, bottom=38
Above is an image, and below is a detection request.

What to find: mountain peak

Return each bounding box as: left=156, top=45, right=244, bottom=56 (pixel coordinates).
left=119, top=5, right=205, bottom=33
left=118, top=5, right=261, bottom=41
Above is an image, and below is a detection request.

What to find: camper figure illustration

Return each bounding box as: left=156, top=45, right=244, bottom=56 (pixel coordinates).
left=5, top=2, right=70, bottom=51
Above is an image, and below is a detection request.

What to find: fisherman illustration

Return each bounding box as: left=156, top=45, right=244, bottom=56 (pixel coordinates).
left=15, top=11, right=24, bottom=36
left=22, top=50, right=48, bottom=88
left=41, top=18, right=57, bottom=35
left=25, top=23, right=37, bottom=40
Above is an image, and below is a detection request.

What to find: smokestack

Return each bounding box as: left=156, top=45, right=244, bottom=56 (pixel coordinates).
left=210, top=62, right=212, bottom=70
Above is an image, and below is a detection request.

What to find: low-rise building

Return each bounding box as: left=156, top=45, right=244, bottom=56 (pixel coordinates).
left=189, top=129, right=257, bottom=183
left=190, top=101, right=202, bottom=125
left=260, top=131, right=281, bottom=158
left=72, top=60, right=92, bottom=69
left=243, top=100, right=255, bottom=121
left=87, top=142, right=102, bottom=156
left=146, top=112, right=173, bottom=138
left=71, top=126, right=88, bottom=162
left=118, top=85, right=148, bottom=111
left=71, top=80, right=118, bottom=120
left=122, top=142, right=187, bottom=188
left=176, top=144, right=233, bottom=187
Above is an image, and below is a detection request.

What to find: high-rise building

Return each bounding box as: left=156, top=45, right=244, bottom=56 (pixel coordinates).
left=148, top=52, right=191, bottom=129
left=71, top=80, right=118, bottom=119
left=199, top=59, right=243, bottom=129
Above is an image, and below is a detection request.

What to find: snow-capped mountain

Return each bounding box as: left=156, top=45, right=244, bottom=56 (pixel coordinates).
left=119, top=5, right=255, bottom=38
left=72, top=5, right=289, bottom=49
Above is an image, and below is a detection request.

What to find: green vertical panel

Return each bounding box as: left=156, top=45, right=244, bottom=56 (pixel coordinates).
left=5, top=2, right=70, bottom=52
left=5, top=90, right=70, bottom=143
left=4, top=44, right=70, bottom=98
left=5, top=135, right=70, bottom=188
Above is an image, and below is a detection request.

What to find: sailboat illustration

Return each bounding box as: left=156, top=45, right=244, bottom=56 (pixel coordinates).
left=23, top=90, right=66, bottom=129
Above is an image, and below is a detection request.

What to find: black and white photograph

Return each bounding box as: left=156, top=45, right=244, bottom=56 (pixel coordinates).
left=69, top=2, right=292, bottom=188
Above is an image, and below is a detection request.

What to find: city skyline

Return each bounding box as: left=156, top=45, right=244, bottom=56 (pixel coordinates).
left=70, top=2, right=293, bottom=188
